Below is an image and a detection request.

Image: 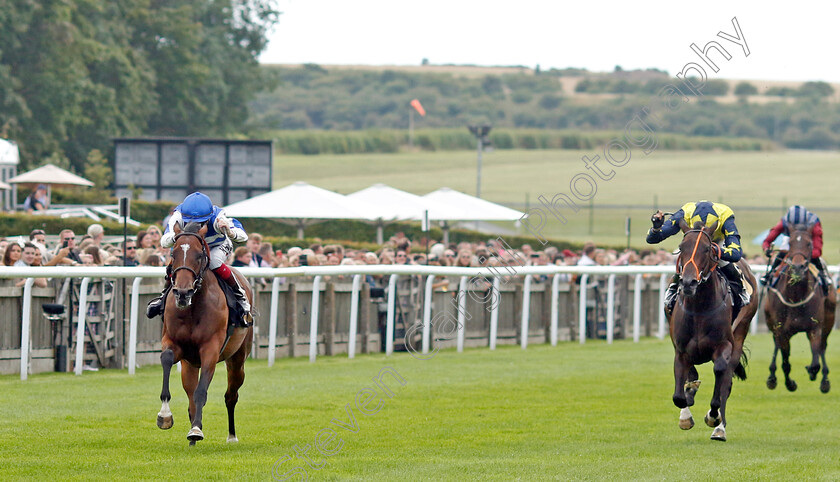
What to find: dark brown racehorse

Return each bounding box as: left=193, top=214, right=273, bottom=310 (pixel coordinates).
left=156, top=222, right=254, bottom=445
left=670, top=221, right=757, bottom=442
left=765, top=225, right=836, bottom=393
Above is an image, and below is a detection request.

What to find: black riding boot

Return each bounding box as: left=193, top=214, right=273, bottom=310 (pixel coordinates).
left=813, top=257, right=831, bottom=295
left=664, top=273, right=680, bottom=312
left=146, top=275, right=171, bottom=318
left=222, top=273, right=253, bottom=326
left=721, top=262, right=749, bottom=308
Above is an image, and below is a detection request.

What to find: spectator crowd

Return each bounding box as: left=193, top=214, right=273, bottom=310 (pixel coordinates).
left=1, top=223, right=774, bottom=279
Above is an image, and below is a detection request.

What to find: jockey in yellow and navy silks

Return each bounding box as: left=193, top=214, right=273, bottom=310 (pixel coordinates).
left=647, top=201, right=749, bottom=311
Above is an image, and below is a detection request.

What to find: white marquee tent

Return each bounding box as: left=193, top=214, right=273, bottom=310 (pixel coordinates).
left=347, top=183, right=458, bottom=244
left=223, top=181, right=379, bottom=238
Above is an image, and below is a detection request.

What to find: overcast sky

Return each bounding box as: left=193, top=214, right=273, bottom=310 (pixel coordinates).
left=260, top=0, right=840, bottom=83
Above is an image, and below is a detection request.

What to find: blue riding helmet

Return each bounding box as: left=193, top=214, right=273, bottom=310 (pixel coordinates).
left=180, top=192, right=214, bottom=223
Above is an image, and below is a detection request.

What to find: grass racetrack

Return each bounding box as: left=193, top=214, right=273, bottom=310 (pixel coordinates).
left=2, top=333, right=840, bottom=480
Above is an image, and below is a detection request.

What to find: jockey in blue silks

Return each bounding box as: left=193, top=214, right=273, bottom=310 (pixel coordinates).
left=146, top=192, right=252, bottom=324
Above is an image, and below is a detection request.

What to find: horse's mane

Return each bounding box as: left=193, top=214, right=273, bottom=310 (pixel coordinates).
left=183, top=221, right=203, bottom=234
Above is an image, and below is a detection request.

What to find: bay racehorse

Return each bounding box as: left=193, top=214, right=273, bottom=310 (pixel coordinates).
left=670, top=220, right=757, bottom=442
left=156, top=222, right=254, bottom=445
left=765, top=224, right=836, bottom=393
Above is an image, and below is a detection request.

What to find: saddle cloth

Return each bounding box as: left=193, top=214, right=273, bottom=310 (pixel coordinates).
left=214, top=272, right=252, bottom=328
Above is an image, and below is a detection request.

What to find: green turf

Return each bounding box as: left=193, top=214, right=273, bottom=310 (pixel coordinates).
left=2, top=333, right=839, bottom=480
left=274, top=148, right=840, bottom=262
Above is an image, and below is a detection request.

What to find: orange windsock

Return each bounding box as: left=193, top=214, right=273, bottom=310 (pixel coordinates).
left=410, top=99, right=426, bottom=116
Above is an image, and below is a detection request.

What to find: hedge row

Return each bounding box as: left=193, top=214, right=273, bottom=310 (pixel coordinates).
left=264, top=128, right=775, bottom=155
left=0, top=213, right=144, bottom=237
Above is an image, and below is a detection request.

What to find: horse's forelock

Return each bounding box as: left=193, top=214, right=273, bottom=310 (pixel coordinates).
left=184, top=222, right=202, bottom=234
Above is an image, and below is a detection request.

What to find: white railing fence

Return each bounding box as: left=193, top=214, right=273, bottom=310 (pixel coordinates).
left=1, top=264, right=837, bottom=381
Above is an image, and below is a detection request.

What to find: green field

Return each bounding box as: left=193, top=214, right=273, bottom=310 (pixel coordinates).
left=3, top=333, right=840, bottom=480
left=275, top=148, right=840, bottom=262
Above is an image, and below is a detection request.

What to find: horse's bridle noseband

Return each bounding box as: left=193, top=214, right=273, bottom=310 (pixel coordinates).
left=679, top=228, right=720, bottom=283
left=171, top=231, right=211, bottom=292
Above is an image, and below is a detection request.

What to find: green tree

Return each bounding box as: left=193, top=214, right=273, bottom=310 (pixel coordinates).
left=734, top=81, right=758, bottom=96
left=797, top=81, right=834, bottom=98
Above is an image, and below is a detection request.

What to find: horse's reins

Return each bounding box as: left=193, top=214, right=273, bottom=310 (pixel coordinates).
left=680, top=228, right=718, bottom=283
left=769, top=238, right=818, bottom=308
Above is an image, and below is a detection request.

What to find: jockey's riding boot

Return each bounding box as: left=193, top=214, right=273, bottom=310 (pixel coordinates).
left=146, top=274, right=172, bottom=318
left=721, top=262, right=750, bottom=308
left=664, top=273, right=680, bottom=311
left=813, top=257, right=831, bottom=295
left=222, top=273, right=253, bottom=326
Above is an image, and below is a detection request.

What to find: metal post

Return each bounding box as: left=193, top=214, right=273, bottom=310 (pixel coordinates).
left=267, top=276, right=282, bottom=367
left=658, top=274, right=668, bottom=340
left=521, top=275, right=532, bottom=349
left=309, top=275, right=322, bottom=362
left=456, top=276, right=467, bottom=352
left=386, top=274, right=398, bottom=356
left=74, top=277, right=91, bottom=376
left=606, top=274, right=616, bottom=344
left=348, top=274, right=362, bottom=359
left=489, top=277, right=500, bottom=350
left=550, top=274, right=561, bottom=346
left=19, top=278, right=35, bottom=381
left=579, top=274, right=589, bottom=344
left=422, top=275, right=435, bottom=354
left=476, top=137, right=483, bottom=198
left=128, top=277, right=142, bottom=375
left=633, top=274, right=642, bottom=343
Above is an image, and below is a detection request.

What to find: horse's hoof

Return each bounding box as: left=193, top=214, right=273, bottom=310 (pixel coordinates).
left=705, top=410, right=721, bottom=428
left=807, top=366, right=819, bottom=381
left=820, top=379, right=830, bottom=394
left=785, top=379, right=798, bottom=392
left=679, top=407, right=694, bottom=430
left=766, top=376, right=777, bottom=390
left=710, top=425, right=726, bottom=442
left=187, top=426, right=204, bottom=442
left=157, top=414, right=173, bottom=430
left=227, top=434, right=239, bottom=443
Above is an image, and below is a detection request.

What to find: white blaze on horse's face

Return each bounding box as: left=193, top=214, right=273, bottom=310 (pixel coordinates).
left=179, top=244, right=190, bottom=265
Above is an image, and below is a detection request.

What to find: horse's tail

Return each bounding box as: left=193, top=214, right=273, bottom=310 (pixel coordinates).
left=734, top=346, right=750, bottom=381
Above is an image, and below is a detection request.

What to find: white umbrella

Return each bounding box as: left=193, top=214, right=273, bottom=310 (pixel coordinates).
left=422, top=187, right=523, bottom=221
left=0, top=138, right=19, bottom=165
left=348, top=184, right=458, bottom=244
left=7, top=163, right=94, bottom=187
left=8, top=163, right=95, bottom=210
left=223, top=181, right=379, bottom=238
left=422, top=188, right=524, bottom=244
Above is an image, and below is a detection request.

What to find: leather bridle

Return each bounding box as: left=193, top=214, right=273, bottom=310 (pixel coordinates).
left=171, top=231, right=211, bottom=293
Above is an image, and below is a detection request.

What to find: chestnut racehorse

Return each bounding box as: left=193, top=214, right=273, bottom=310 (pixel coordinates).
left=765, top=224, right=836, bottom=393
left=156, top=222, right=254, bottom=445
left=670, top=221, right=757, bottom=442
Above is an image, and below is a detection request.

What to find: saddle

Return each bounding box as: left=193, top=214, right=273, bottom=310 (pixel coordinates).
left=213, top=272, right=252, bottom=329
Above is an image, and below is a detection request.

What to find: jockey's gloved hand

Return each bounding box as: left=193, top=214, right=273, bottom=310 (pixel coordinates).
left=651, top=213, right=664, bottom=229
left=161, top=231, right=176, bottom=248
left=215, top=212, right=231, bottom=231
left=765, top=247, right=773, bottom=258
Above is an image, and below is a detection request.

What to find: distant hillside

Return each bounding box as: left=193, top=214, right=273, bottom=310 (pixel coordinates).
left=249, top=64, right=840, bottom=150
